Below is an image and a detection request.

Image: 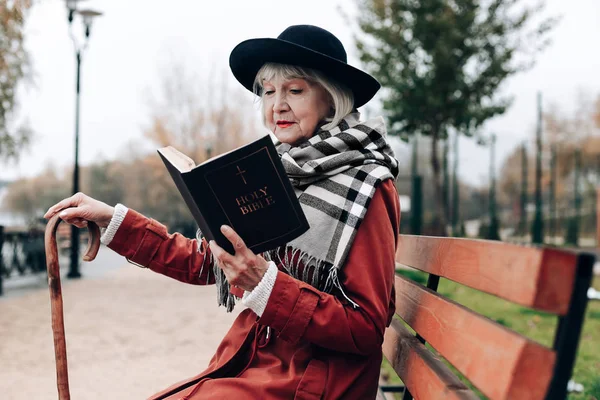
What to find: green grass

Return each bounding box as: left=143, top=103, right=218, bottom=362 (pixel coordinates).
left=381, top=269, right=600, bottom=400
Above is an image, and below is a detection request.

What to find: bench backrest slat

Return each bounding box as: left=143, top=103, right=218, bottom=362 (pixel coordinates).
left=396, top=235, right=579, bottom=315
left=384, top=235, right=594, bottom=400
left=383, top=318, right=479, bottom=400
left=394, top=274, right=556, bottom=400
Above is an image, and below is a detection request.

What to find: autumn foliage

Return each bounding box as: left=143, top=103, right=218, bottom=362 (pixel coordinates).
left=0, top=0, right=33, bottom=160
left=1, top=62, right=263, bottom=234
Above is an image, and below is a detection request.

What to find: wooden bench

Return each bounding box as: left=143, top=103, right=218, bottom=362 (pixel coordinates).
left=378, top=235, right=595, bottom=400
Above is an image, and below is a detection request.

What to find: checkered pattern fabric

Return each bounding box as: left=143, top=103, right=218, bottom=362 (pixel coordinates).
left=212, top=113, right=399, bottom=311
left=265, top=113, right=399, bottom=305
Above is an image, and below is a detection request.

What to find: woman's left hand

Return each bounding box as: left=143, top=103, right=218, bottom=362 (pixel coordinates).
left=209, top=225, right=269, bottom=292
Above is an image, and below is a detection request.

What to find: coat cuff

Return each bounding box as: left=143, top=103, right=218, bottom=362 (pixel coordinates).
left=106, top=208, right=169, bottom=266
left=100, top=203, right=128, bottom=245
left=242, top=261, right=277, bottom=317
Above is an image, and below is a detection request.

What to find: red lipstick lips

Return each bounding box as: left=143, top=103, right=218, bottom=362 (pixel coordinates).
left=276, top=120, right=294, bottom=128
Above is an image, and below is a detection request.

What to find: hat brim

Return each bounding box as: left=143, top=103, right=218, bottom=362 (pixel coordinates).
left=229, top=38, right=380, bottom=108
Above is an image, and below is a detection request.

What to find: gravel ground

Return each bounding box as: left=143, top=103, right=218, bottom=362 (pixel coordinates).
left=0, top=247, right=240, bottom=399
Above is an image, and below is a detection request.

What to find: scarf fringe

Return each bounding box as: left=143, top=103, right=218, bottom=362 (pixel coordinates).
left=197, top=228, right=237, bottom=312
left=212, top=252, right=237, bottom=312
left=264, top=246, right=360, bottom=309
left=196, top=236, right=360, bottom=312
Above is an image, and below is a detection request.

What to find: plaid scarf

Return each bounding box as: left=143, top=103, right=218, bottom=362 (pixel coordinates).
left=212, top=113, right=399, bottom=311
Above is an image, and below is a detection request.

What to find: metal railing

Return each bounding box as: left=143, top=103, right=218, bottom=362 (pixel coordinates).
left=0, top=226, right=47, bottom=296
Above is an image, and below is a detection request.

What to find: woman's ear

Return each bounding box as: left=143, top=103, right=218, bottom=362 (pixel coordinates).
left=329, top=104, right=336, bottom=117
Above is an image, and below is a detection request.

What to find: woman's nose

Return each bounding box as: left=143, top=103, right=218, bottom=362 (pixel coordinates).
left=273, top=94, right=290, bottom=113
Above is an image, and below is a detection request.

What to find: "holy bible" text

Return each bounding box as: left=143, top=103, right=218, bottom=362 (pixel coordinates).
left=236, top=186, right=275, bottom=215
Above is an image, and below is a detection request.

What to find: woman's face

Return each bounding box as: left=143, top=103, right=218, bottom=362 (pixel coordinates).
left=262, top=76, right=331, bottom=145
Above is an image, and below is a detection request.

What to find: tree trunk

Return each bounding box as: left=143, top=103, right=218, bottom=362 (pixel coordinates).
left=431, top=131, right=449, bottom=236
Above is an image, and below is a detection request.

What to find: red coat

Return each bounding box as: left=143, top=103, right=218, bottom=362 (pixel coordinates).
left=107, top=179, right=400, bottom=399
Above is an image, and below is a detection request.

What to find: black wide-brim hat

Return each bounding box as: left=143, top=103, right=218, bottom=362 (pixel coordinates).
left=229, top=25, right=380, bottom=108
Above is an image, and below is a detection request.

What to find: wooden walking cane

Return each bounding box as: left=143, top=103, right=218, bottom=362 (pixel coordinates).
left=45, top=216, right=101, bottom=400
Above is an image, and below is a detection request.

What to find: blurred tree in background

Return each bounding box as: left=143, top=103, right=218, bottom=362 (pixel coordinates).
left=139, top=61, right=262, bottom=235
left=497, top=91, right=600, bottom=242
left=352, top=0, right=556, bottom=234
left=0, top=0, right=33, bottom=161
left=1, top=60, right=262, bottom=236
left=394, top=135, right=487, bottom=234
left=499, top=92, right=600, bottom=205
left=143, top=62, right=259, bottom=163
left=2, top=165, right=70, bottom=224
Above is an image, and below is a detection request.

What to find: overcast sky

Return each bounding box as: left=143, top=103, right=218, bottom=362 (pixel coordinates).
left=1, top=0, right=599, bottom=187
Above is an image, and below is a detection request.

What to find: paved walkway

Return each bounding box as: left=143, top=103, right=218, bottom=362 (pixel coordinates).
left=0, top=247, right=240, bottom=400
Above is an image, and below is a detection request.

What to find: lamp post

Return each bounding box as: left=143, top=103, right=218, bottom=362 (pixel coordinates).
left=443, top=136, right=449, bottom=223
left=478, top=133, right=499, bottom=240
left=64, top=0, right=102, bottom=278
left=489, top=133, right=498, bottom=240
left=531, top=92, right=544, bottom=244
left=451, top=131, right=459, bottom=236
left=549, top=143, right=557, bottom=242
left=574, top=149, right=582, bottom=238
left=411, top=134, right=422, bottom=235
left=520, top=143, right=528, bottom=236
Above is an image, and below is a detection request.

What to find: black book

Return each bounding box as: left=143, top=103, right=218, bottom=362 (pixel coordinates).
left=157, top=135, right=309, bottom=255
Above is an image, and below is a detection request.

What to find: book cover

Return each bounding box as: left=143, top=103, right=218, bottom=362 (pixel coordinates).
left=157, top=135, right=309, bottom=255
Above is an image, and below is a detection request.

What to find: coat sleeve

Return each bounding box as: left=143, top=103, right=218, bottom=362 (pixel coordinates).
left=106, top=208, right=215, bottom=285
left=258, top=179, right=400, bottom=355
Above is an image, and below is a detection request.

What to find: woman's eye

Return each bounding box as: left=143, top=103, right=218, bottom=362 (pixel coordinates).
left=263, top=90, right=275, bottom=96
left=290, top=89, right=303, bottom=94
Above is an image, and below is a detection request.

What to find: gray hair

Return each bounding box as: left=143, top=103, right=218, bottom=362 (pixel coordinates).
left=253, top=63, right=354, bottom=131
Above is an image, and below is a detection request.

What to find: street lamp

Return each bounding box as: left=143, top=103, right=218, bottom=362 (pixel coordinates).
left=531, top=92, right=544, bottom=244
left=519, top=143, right=528, bottom=237
left=451, top=131, right=460, bottom=236
left=64, top=0, right=103, bottom=279
left=411, top=133, right=422, bottom=235
left=477, top=133, right=500, bottom=240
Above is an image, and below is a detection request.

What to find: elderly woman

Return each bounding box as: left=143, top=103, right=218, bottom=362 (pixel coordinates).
left=45, top=25, right=400, bottom=399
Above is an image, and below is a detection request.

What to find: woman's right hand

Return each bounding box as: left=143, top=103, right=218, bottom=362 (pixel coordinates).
left=44, top=192, right=115, bottom=229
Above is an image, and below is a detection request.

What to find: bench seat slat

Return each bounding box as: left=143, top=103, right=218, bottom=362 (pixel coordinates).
left=396, top=235, right=578, bottom=315
left=382, top=318, right=479, bottom=400
left=393, top=274, right=556, bottom=400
